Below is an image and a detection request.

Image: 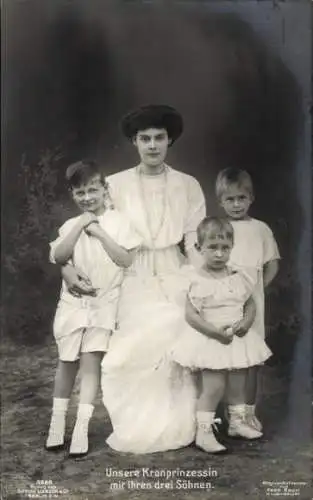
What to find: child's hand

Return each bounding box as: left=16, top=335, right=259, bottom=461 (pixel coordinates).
left=232, top=320, right=249, bottom=337
left=85, top=222, right=102, bottom=237
left=216, top=326, right=234, bottom=345
left=80, top=212, right=98, bottom=229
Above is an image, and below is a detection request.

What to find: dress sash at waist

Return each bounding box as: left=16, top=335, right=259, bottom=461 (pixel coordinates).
left=126, top=245, right=186, bottom=277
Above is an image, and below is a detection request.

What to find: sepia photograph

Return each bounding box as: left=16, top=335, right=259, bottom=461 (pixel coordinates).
left=1, top=1, right=311, bottom=499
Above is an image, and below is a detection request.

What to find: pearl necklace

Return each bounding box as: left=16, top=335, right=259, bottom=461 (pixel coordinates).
left=137, top=164, right=168, bottom=275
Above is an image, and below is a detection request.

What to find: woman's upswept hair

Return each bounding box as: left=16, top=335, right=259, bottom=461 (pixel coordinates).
left=197, top=216, right=234, bottom=247
left=65, top=159, right=107, bottom=189
left=215, top=167, right=254, bottom=200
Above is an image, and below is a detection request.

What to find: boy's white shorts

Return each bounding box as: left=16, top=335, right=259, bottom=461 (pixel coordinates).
left=56, top=327, right=111, bottom=361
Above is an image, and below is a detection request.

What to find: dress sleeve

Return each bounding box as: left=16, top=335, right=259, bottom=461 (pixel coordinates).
left=262, top=223, right=280, bottom=264
left=113, top=211, right=143, bottom=250
left=49, top=219, right=76, bottom=264
left=184, top=176, right=206, bottom=251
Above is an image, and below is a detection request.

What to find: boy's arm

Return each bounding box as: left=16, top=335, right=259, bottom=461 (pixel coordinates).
left=85, top=223, right=134, bottom=268
left=54, top=222, right=83, bottom=265
left=185, top=296, right=233, bottom=344
left=50, top=212, right=98, bottom=265
left=262, top=222, right=280, bottom=288
left=53, top=212, right=98, bottom=265
left=263, top=259, right=279, bottom=288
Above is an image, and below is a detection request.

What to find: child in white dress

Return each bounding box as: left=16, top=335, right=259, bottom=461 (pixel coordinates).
left=216, top=168, right=280, bottom=431
left=170, top=217, right=272, bottom=453
left=46, top=160, right=141, bottom=456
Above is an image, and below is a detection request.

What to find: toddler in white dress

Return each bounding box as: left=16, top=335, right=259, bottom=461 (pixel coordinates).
left=46, top=160, right=141, bottom=456
left=170, top=217, right=272, bottom=453
left=216, top=168, right=280, bottom=431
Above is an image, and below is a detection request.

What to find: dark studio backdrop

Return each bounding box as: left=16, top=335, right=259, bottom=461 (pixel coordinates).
left=2, top=0, right=311, bottom=439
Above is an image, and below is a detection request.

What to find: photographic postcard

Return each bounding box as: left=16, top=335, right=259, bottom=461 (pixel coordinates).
left=1, top=1, right=311, bottom=499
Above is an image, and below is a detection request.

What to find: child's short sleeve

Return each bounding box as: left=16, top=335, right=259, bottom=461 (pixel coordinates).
left=261, top=223, right=280, bottom=264
left=49, top=218, right=77, bottom=264
left=187, top=281, right=205, bottom=313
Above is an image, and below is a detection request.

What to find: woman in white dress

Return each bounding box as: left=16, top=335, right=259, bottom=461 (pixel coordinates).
left=62, top=105, right=206, bottom=453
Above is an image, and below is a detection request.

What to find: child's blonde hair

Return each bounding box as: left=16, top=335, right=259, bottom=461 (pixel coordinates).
left=196, top=216, right=234, bottom=248
left=215, top=167, right=254, bottom=200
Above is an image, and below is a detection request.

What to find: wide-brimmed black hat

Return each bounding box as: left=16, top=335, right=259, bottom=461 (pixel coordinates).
left=120, top=105, right=183, bottom=143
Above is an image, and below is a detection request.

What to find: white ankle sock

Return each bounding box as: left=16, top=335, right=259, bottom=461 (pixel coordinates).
left=228, top=404, right=246, bottom=416
left=196, top=411, right=215, bottom=424
left=246, top=404, right=256, bottom=415
left=52, top=397, right=69, bottom=412
left=76, top=403, right=94, bottom=418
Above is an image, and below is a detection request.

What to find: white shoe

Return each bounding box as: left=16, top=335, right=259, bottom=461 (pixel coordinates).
left=228, top=405, right=262, bottom=439
left=246, top=414, right=263, bottom=432
left=245, top=405, right=263, bottom=432
left=196, top=424, right=227, bottom=454
left=69, top=421, right=89, bottom=456
left=196, top=412, right=227, bottom=454
left=46, top=414, right=66, bottom=449
left=69, top=404, right=94, bottom=457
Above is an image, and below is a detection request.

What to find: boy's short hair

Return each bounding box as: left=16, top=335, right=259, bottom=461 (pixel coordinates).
left=66, top=159, right=106, bottom=189
left=197, top=216, right=234, bottom=247
left=215, top=167, right=254, bottom=200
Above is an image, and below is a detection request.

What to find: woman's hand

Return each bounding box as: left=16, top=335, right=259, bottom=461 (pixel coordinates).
left=61, top=264, right=97, bottom=297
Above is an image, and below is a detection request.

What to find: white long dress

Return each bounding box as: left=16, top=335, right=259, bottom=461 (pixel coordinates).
left=101, top=165, right=206, bottom=453
left=229, top=219, right=280, bottom=338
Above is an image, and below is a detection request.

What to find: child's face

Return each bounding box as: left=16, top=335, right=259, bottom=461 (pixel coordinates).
left=71, top=174, right=107, bottom=215
left=133, top=127, right=170, bottom=168
left=220, top=185, right=253, bottom=220
left=200, top=235, right=233, bottom=271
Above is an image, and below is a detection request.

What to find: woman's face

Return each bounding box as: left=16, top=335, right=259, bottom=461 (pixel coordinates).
left=133, top=127, right=170, bottom=168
